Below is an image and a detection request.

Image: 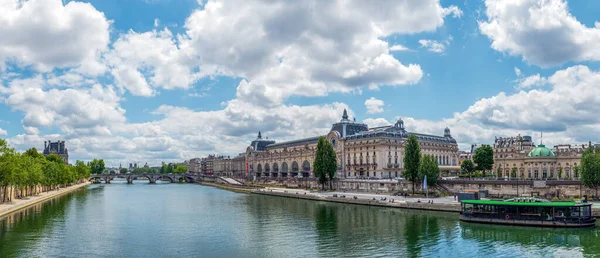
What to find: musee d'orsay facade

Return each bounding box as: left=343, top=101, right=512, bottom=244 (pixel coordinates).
left=246, top=109, right=459, bottom=179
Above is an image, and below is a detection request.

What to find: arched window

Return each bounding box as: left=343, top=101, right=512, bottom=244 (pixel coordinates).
left=273, top=163, right=279, bottom=172
left=282, top=162, right=288, bottom=173
left=257, top=164, right=262, bottom=173
left=302, top=160, right=310, bottom=172
left=265, top=163, right=270, bottom=173
left=292, top=161, right=299, bottom=172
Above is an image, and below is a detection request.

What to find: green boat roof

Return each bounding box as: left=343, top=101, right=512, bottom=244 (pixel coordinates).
left=461, top=200, right=589, bottom=207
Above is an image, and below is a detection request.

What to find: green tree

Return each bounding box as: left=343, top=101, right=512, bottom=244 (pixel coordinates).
left=418, top=154, right=439, bottom=186
left=46, top=154, right=64, bottom=164
left=88, top=159, right=105, bottom=175
left=109, top=170, right=116, bottom=174
left=75, top=160, right=91, bottom=181
left=460, top=159, right=475, bottom=175
left=24, top=147, right=44, bottom=159
left=0, top=140, right=18, bottom=202
left=160, top=162, right=167, bottom=174
left=580, top=148, right=600, bottom=197
left=166, top=163, right=174, bottom=174
left=313, top=137, right=329, bottom=190
left=473, top=145, right=494, bottom=176
left=403, top=134, right=421, bottom=194
left=325, top=140, right=337, bottom=190
left=174, top=165, right=188, bottom=174
left=511, top=167, right=517, bottom=178
left=120, top=168, right=128, bottom=174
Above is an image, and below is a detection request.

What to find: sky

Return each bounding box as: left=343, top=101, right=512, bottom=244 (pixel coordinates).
left=2, top=0, right=600, bottom=167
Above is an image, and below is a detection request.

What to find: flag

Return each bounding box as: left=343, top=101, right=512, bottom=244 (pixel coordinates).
left=423, top=175, right=428, bottom=190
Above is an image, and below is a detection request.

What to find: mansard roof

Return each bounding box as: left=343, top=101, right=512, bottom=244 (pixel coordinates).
left=265, top=136, right=322, bottom=149
left=344, top=130, right=456, bottom=144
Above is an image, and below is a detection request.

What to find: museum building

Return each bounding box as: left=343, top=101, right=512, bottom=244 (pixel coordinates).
left=245, top=109, right=460, bottom=179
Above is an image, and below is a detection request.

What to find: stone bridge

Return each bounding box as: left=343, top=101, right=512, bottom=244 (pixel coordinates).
left=89, top=173, right=214, bottom=184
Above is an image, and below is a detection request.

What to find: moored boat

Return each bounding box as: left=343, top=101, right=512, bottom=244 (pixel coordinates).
left=460, top=198, right=596, bottom=228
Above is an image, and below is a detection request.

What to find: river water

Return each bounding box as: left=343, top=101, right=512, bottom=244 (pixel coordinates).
left=1, top=180, right=599, bottom=258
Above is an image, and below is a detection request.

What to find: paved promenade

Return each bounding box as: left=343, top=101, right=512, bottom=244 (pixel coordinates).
left=0, top=182, right=91, bottom=218
left=262, top=186, right=458, bottom=204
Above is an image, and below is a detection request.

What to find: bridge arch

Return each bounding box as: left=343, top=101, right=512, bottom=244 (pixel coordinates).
left=155, top=175, right=174, bottom=183
left=131, top=175, right=154, bottom=184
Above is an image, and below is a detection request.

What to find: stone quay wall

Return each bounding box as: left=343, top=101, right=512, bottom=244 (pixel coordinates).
left=238, top=177, right=599, bottom=198
left=440, top=179, right=595, bottom=198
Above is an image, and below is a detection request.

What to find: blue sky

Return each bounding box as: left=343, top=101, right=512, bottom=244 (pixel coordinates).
left=2, top=0, right=600, bottom=166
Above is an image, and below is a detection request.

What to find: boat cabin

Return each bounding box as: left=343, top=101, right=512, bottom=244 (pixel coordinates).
left=460, top=199, right=596, bottom=227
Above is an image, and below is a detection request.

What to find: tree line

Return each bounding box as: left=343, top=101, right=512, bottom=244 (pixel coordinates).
left=0, top=139, right=92, bottom=204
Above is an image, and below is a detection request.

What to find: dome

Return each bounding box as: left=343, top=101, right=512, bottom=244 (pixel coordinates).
left=527, top=144, right=555, bottom=157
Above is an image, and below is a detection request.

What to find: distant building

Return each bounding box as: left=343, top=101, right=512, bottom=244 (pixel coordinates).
left=188, top=158, right=201, bottom=174
left=493, top=134, right=593, bottom=179
left=43, top=140, right=69, bottom=165
left=201, top=155, right=217, bottom=174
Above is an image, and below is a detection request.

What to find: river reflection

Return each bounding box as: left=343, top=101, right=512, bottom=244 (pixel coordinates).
left=0, top=184, right=599, bottom=257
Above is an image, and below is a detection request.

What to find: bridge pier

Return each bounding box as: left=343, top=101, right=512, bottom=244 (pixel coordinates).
left=105, top=176, right=111, bottom=184
left=149, top=177, right=157, bottom=184
left=127, top=176, right=133, bottom=184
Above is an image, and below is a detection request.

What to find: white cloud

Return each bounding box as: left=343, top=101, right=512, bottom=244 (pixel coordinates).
left=479, top=0, right=600, bottom=67
left=1, top=76, right=125, bottom=134
left=419, top=39, right=446, bottom=53
left=516, top=73, right=547, bottom=89
left=0, top=0, right=473, bottom=165
left=0, top=0, right=110, bottom=74
left=360, top=65, right=600, bottom=151
left=389, top=44, right=409, bottom=51
left=514, top=67, right=521, bottom=76
left=106, top=28, right=197, bottom=96
left=0, top=127, right=6, bottom=136
left=182, top=0, right=462, bottom=106
left=363, top=118, right=391, bottom=128
left=365, top=97, right=384, bottom=114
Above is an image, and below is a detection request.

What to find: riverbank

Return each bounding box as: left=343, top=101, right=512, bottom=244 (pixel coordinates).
left=0, top=182, right=91, bottom=218
left=203, top=182, right=600, bottom=217
left=198, top=182, right=461, bottom=213
left=253, top=188, right=461, bottom=213
left=197, top=181, right=256, bottom=194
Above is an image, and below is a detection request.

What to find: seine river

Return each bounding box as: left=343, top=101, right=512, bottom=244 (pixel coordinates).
left=1, top=181, right=600, bottom=257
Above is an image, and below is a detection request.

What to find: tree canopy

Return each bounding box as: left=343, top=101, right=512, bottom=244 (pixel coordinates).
left=0, top=139, right=93, bottom=203
left=313, top=137, right=330, bottom=189
left=580, top=148, right=600, bottom=197
left=419, top=154, right=439, bottom=186
left=88, top=159, right=105, bottom=174
left=473, top=145, right=494, bottom=174
left=460, top=159, right=475, bottom=175
left=174, top=165, right=188, bottom=174
left=403, top=134, right=421, bottom=193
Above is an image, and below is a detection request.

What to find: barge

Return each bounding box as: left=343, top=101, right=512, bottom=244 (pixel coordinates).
left=460, top=199, right=596, bottom=228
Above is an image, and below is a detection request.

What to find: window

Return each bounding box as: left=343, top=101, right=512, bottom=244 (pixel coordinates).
left=542, top=169, right=547, bottom=179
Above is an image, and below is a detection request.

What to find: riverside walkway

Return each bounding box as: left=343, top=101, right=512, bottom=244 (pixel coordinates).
left=0, top=182, right=91, bottom=217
